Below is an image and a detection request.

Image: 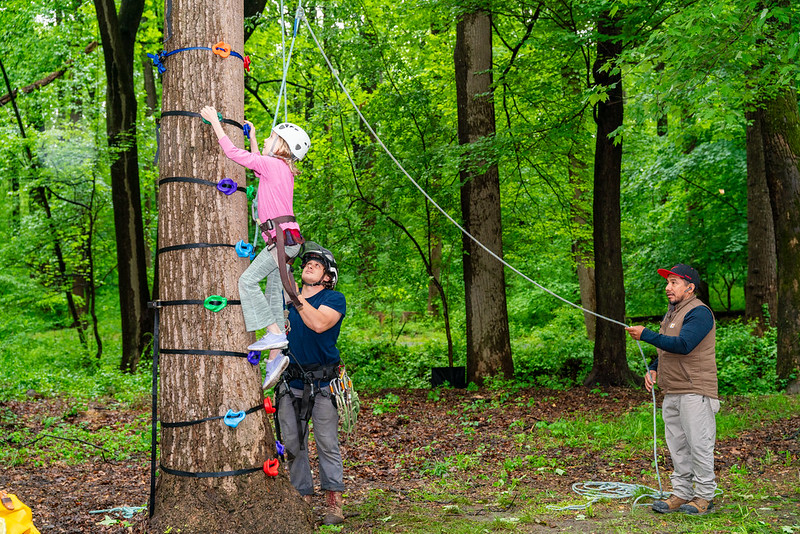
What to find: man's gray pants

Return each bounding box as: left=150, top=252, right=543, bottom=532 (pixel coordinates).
left=662, top=393, right=720, bottom=500
left=277, top=385, right=345, bottom=495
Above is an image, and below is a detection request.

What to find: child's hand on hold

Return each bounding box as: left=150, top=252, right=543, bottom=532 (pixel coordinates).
left=200, top=106, right=220, bottom=124
left=244, top=120, right=255, bottom=137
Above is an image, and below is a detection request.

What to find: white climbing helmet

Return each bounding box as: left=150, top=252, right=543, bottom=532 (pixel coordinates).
left=272, top=122, right=311, bottom=161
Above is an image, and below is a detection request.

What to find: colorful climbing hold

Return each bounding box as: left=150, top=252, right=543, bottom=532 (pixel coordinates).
left=263, top=458, right=279, bottom=476
left=217, top=177, right=238, bottom=195
left=263, top=397, right=276, bottom=414
left=223, top=409, right=246, bottom=428
left=203, top=295, right=228, bottom=312
left=212, top=41, right=232, bottom=58
left=235, top=240, right=254, bottom=258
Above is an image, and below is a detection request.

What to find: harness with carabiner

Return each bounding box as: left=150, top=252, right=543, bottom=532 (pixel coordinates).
left=259, top=215, right=305, bottom=309
left=273, top=356, right=340, bottom=450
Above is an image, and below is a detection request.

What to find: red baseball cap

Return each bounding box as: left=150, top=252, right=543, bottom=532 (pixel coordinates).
left=657, top=263, right=700, bottom=284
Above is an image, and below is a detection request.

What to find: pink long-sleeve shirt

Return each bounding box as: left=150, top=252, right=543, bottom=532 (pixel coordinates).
left=218, top=136, right=300, bottom=240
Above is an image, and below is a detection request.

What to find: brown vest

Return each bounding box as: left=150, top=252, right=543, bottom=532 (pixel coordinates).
left=656, top=296, right=718, bottom=399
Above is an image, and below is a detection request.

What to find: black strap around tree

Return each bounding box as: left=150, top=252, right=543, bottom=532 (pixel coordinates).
left=158, top=176, right=247, bottom=194
left=153, top=299, right=241, bottom=306
left=157, top=243, right=236, bottom=255
left=160, top=464, right=263, bottom=478
left=161, top=110, right=244, bottom=129
left=159, top=348, right=249, bottom=358
left=161, top=404, right=262, bottom=428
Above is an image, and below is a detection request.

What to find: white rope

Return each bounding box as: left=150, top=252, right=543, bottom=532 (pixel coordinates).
left=271, top=1, right=303, bottom=129
left=301, top=12, right=626, bottom=328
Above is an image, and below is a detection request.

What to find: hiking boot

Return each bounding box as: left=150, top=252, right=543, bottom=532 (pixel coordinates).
left=679, top=497, right=714, bottom=515
left=322, top=491, right=344, bottom=525
left=262, top=354, right=290, bottom=390
left=652, top=494, right=689, bottom=513
left=248, top=332, right=288, bottom=351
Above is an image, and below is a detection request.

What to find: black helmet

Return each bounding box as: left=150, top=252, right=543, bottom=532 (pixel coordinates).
left=300, top=242, right=338, bottom=288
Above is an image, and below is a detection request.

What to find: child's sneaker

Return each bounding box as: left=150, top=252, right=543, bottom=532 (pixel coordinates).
left=262, top=354, right=290, bottom=389
left=248, top=332, right=289, bottom=351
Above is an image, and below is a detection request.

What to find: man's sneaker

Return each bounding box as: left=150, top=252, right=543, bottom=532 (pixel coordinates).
left=652, top=494, right=689, bottom=514
left=679, top=497, right=714, bottom=515
left=262, top=354, right=290, bottom=390
left=248, top=332, right=289, bottom=351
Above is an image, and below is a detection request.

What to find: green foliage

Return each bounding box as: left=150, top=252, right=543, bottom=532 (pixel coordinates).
left=716, top=321, right=779, bottom=395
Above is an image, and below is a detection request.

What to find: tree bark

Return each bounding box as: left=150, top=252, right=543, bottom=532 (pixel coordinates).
left=455, top=10, right=513, bottom=384
left=583, top=10, right=635, bottom=386
left=744, top=107, right=777, bottom=334
left=93, top=0, right=153, bottom=373
left=149, top=1, right=313, bottom=531
left=760, top=88, right=800, bottom=394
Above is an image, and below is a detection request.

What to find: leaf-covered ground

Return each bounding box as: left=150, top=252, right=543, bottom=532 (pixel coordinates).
left=2, top=387, right=798, bottom=533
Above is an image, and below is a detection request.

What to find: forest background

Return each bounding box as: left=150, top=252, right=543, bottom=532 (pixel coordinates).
left=1, top=0, right=797, bottom=394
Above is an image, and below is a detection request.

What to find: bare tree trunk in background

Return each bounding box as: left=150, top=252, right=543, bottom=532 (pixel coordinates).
left=744, top=107, right=777, bottom=334
left=760, top=88, right=800, bottom=394
left=149, top=0, right=313, bottom=531
left=455, top=10, right=513, bottom=384
left=94, top=0, right=153, bottom=373
left=583, top=10, right=635, bottom=386
left=562, top=63, right=596, bottom=340
left=426, top=235, right=443, bottom=315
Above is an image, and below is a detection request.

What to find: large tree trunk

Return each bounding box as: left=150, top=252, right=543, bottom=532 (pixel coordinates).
left=744, top=107, right=777, bottom=333
left=149, top=1, right=312, bottom=531
left=583, top=10, right=634, bottom=387
left=94, top=0, right=153, bottom=372
left=760, top=88, right=800, bottom=394
left=455, top=10, right=513, bottom=384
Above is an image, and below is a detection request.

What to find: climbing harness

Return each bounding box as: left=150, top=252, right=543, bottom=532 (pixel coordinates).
left=273, top=355, right=340, bottom=451
left=259, top=215, right=305, bottom=308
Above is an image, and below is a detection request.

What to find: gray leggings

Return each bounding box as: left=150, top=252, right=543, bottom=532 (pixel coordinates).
left=238, top=243, right=301, bottom=332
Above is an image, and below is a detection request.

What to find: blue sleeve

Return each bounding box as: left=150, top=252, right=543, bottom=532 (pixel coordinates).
left=639, top=307, right=714, bottom=355
left=321, top=290, right=346, bottom=317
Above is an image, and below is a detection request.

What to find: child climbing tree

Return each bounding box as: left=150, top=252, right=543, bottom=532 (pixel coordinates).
left=149, top=1, right=312, bottom=532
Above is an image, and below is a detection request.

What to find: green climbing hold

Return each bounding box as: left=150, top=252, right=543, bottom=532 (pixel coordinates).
left=246, top=184, right=256, bottom=200
left=202, top=111, right=224, bottom=125
left=204, top=295, right=228, bottom=312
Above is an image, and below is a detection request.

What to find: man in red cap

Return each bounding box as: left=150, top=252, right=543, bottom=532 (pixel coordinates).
left=626, top=264, right=719, bottom=515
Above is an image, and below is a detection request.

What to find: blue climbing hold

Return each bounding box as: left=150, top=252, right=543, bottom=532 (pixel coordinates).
left=224, top=409, right=246, bottom=428
left=217, top=177, right=238, bottom=195
left=248, top=351, right=261, bottom=365
left=276, top=440, right=285, bottom=456
left=235, top=240, right=254, bottom=258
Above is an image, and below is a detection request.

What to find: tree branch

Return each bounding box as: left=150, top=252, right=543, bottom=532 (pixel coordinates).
left=0, top=42, right=98, bottom=107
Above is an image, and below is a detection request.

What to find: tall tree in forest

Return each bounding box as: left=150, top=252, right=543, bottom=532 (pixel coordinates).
left=759, top=88, right=800, bottom=394
left=93, top=0, right=152, bottom=372
left=583, top=8, right=635, bottom=386
left=744, top=107, right=777, bottom=333
left=454, top=9, right=513, bottom=383
left=149, top=1, right=312, bottom=531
